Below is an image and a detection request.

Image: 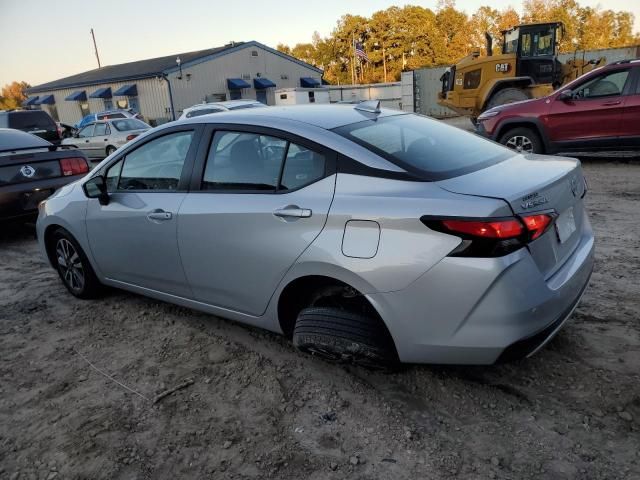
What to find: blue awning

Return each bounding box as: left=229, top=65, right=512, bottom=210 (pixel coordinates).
left=89, top=87, right=112, bottom=99
left=37, top=94, right=55, bottom=105
left=65, top=90, right=87, bottom=101
left=22, top=96, right=39, bottom=106
left=113, top=84, right=138, bottom=96
left=227, top=78, right=251, bottom=90
left=253, top=78, right=276, bottom=89
left=300, top=77, right=320, bottom=88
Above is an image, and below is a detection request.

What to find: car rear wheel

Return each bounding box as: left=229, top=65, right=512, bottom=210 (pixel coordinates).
left=106, top=145, right=116, bottom=156
left=499, top=127, right=543, bottom=154
left=52, top=229, right=102, bottom=299
left=292, top=307, right=398, bottom=368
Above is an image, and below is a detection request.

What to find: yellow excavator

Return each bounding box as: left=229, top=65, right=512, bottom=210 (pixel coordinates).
left=437, top=22, right=606, bottom=121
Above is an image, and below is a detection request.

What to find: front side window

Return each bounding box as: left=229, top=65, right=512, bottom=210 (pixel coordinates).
left=77, top=124, right=94, bottom=138
left=574, top=70, right=630, bottom=99
left=202, top=131, right=326, bottom=192
left=520, top=33, right=532, bottom=57
left=534, top=29, right=553, bottom=56
left=333, top=114, right=512, bottom=181
left=115, top=131, right=193, bottom=191
left=105, top=159, right=123, bottom=192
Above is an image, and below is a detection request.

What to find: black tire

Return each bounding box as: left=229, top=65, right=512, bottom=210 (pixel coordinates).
left=499, top=126, right=544, bottom=154
left=106, top=145, right=117, bottom=156
left=486, top=87, right=530, bottom=110
left=51, top=228, right=102, bottom=299
left=293, top=307, right=398, bottom=368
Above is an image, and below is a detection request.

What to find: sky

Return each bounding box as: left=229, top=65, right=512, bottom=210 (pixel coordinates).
left=1, top=0, right=638, bottom=87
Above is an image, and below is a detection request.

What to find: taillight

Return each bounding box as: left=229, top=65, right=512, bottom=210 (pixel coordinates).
left=126, top=134, right=138, bottom=141
left=59, top=157, right=89, bottom=176
left=521, top=214, right=553, bottom=240
left=441, top=219, right=523, bottom=239
left=422, top=213, right=554, bottom=257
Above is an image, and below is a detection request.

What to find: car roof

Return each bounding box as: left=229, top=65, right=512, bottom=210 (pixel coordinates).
left=0, top=128, right=52, bottom=152
left=180, top=104, right=406, bottom=130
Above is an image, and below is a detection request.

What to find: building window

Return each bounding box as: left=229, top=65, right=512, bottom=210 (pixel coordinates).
left=79, top=102, right=91, bottom=118
left=251, top=50, right=258, bottom=57
left=229, top=90, right=242, bottom=100
left=206, top=93, right=227, bottom=102
left=128, top=96, right=140, bottom=114
left=308, top=91, right=315, bottom=103
left=103, top=99, right=113, bottom=110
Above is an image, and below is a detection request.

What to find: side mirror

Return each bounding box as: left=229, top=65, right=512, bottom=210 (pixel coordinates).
left=557, top=90, right=573, bottom=102
left=83, top=175, right=110, bottom=205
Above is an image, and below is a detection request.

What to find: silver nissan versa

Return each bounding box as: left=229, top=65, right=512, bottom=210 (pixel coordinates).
left=36, top=103, right=594, bottom=365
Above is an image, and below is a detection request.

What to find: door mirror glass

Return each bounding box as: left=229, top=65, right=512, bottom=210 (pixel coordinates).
left=83, top=175, right=109, bottom=205
left=557, top=90, right=573, bottom=101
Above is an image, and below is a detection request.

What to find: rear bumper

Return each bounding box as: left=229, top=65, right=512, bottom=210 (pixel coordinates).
left=367, top=215, right=595, bottom=365
left=0, top=176, right=82, bottom=222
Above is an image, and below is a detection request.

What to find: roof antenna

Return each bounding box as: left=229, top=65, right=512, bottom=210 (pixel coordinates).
left=91, top=28, right=101, bottom=68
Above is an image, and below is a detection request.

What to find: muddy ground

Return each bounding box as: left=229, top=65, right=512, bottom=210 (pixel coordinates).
left=0, top=160, right=639, bottom=480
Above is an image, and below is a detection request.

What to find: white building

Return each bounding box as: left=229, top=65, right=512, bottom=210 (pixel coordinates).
left=24, top=41, right=323, bottom=126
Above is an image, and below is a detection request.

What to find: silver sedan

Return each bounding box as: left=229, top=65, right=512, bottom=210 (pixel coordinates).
left=61, top=118, right=150, bottom=159
left=37, top=103, right=594, bottom=366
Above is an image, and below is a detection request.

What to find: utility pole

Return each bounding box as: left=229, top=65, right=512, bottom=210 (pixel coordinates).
left=91, top=28, right=101, bottom=68
left=351, top=33, right=356, bottom=85
left=382, top=46, right=387, bottom=83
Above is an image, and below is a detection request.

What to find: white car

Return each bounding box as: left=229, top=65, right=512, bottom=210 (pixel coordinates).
left=61, top=118, right=151, bottom=159
left=179, top=100, right=266, bottom=120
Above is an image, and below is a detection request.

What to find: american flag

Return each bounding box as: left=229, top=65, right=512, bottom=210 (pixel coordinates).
left=355, top=42, right=369, bottom=62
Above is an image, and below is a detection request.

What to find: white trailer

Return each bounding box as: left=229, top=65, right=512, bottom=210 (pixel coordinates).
left=274, top=87, right=330, bottom=106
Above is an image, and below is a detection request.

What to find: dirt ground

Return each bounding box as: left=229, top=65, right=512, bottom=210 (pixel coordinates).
left=1, top=160, right=639, bottom=480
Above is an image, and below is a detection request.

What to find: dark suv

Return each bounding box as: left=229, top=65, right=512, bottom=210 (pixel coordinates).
left=476, top=59, right=640, bottom=154
left=0, top=110, right=60, bottom=144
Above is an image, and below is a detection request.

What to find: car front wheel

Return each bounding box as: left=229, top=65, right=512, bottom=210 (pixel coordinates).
left=52, top=229, right=102, bottom=299
left=499, top=127, right=543, bottom=154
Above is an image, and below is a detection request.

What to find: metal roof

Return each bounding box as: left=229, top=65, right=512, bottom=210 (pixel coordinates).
left=27, top=41, right=322, bottom=94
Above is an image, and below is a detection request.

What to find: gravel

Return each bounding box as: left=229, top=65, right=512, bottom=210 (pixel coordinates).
left=0, top=160, right=638, bottom=479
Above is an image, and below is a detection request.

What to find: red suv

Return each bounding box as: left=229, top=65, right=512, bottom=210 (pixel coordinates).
left=476, top=59, right=640, bottom=154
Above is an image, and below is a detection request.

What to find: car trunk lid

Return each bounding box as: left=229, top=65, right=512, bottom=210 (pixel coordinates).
left=437, top=153, right=586, bottom=279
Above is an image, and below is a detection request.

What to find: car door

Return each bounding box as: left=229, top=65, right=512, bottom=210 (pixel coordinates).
left=619, top=67, right=640, bottom=147
left=74, top=124, right=96, bottom=156
left=546, top=68, right=632, bottom=150
left=177, top=126, right=336, bottom=316
left=85, top=126, right=201, bottom=297
left=91, top=122, right=110, bottom=157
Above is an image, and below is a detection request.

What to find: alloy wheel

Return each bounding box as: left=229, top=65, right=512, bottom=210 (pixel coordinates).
left=505, top=135, right=533, bottom=153
left=56, top=238, right=85, bottom=292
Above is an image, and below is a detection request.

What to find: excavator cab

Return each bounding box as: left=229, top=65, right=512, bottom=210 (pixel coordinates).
left=502, top=22, right=564, bottom=86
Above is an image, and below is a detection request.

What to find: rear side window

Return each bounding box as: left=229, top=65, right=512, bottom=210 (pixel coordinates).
left=116, top=131, right=193, bottom=190
left=333, top=114, right=512, bottom=181
left=202, top=131, right=326, bottom=192
left=8, top=111, right=55, bottom=130
left=112, top=119, right=148, bottom=131
left=94, top=123, right=109, bottom=136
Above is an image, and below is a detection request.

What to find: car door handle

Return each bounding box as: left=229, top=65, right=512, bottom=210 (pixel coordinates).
left=147, top=210, right=173, bottom=221
left=602, top=100, right=621, bottom=106
left=273, top=206, right=312, bottom=218
left=85, top=140, right=90, bottom=143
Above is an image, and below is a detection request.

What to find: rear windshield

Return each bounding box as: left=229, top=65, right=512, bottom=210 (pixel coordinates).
left=8, top=111, right=55, bottom=130
left=186, top=108, right=221, bottom=118
left=112, top=119, right=149, bottom=131
left=333, top=114, right=513, bottom=180
left=228, top=103, right=267, bottom=110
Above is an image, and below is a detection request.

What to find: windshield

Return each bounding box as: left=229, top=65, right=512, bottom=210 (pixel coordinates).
left=333, top=114, right=513, bottom=181
left=112, top=119, right=149, bottom=131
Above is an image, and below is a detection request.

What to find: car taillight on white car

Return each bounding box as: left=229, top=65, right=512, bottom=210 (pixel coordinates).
left=59, top=157, right=89, bottom=176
